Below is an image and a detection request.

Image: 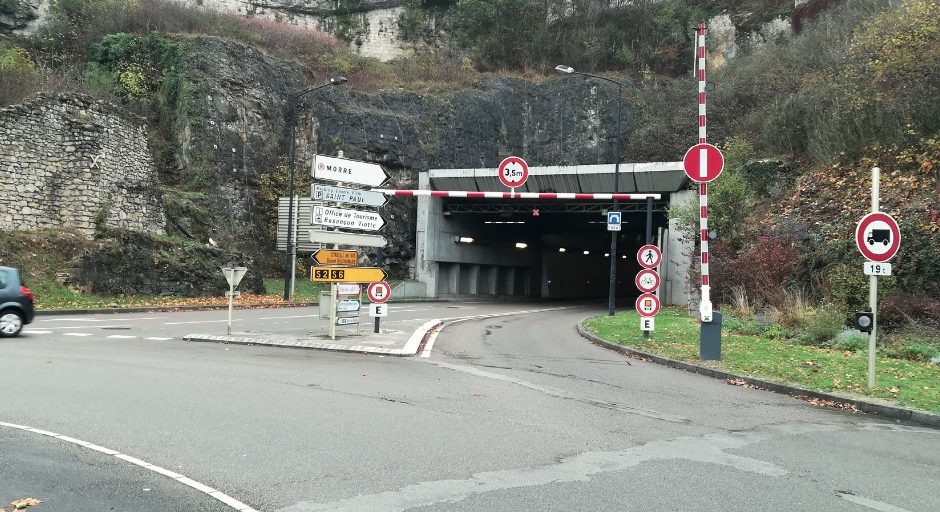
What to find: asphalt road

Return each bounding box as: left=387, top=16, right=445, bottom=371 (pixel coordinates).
left=1, top=302, right=938, bottom=512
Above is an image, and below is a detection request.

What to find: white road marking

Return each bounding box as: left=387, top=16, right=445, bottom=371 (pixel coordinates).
left=107, top=335, right=137, bottom=339
left=35, top=325, right=134, bottom=330
left=257, top=314, right=318, bottom=320
left=419, top=327, right=441, bottom=358
left=165, top=319, right=238, bottom=325
left=388, top=308, right=430, bottom=313
left=22, top=330, right=52, bottom=334
left=835, top=492, right=914, bottom=512
left=0, top=421, right=258, bottom=512
left=145, top=337, right=173, bottom=341
left=40, top=317, right=168, bottom=322
left=63, top=333, right=93, bottom=337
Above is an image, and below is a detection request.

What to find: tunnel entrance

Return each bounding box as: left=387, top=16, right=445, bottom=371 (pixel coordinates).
left=414, top=162, right=693, bottom=305
left=438, top=200, right=668, bottom=300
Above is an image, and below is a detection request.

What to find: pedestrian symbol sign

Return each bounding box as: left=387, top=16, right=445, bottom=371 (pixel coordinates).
left=607, top=211, right=622, bottom=231
left=636, top=245, right=662, bottom=269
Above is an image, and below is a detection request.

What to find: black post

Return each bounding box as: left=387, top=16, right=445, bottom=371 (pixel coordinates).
left=282, top=99, right=298, bottom=300
left=644, top=195, right=653, bottom=338
left=374, top=316, right=380, bottom=334
left=607, top=80, right=623, bottom=317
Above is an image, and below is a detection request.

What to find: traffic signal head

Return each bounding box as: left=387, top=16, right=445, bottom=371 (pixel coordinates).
left=854, top=311, right=874, bottom=333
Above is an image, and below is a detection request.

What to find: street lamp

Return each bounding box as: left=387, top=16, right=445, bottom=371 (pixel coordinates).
left=555, top=64, right=624, bottom=316
left=283, top=76, right=347, bottom=300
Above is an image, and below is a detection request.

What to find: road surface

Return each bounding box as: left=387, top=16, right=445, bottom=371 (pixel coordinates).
left=1, top=303, right=937, bottom=511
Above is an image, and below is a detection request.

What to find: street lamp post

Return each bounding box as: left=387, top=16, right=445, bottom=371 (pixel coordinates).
left=555, top=65, right=624, bottom=316
left=283, top=76, right=347, bottom=300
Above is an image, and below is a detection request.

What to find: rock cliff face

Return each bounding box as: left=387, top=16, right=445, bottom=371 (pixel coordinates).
left=0, top=93, right=166, bottom=237
left=172, top=37, right=643, bottom=276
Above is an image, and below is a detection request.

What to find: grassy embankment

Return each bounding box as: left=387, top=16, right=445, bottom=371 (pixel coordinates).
left=584, top=309, right=940, bottom=413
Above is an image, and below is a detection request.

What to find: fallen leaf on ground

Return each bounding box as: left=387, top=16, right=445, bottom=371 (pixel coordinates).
left=10, top=498, right=41, bottom=509
left=725, top=378, right=758, bottom=389
left=890, top=387, right=900, bottom=394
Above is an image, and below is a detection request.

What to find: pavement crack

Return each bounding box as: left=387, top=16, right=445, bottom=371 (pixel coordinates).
left=305, top=384, right=414, bottom=407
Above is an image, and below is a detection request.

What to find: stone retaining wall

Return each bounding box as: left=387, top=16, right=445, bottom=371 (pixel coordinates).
left=0, top=93, right=165, bottom=236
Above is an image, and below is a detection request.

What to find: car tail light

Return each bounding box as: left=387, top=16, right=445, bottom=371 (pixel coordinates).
left=20, top=285, right=34, bottom=302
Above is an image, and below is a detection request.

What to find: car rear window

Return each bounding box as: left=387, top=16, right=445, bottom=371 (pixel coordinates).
left=0, top=270, right=7, bottom=288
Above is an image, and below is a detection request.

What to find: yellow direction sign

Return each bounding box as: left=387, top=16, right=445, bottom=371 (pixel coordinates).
left=310, top=266, right=387, bottom=283
left=313, top=249, right=358, bottom=266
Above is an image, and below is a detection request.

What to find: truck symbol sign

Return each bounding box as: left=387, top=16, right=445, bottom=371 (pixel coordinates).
left=867, top=229, right=890, bottom=246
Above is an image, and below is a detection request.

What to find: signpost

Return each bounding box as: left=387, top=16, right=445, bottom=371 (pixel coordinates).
left=336, top=317, right=360, bottom=326
left=855, top=167, right=901, bottom=389
left=607, top=211, right=622, bottom=231
left=497, top=156, right=529, bottom=192
left=336, top=283, right=361, bottom=295
left=311, top=266, right=387, bottom=283
left=309, top=230, right=387, bottom=248
left=221, top=267, right=247, bottom=335
left=312, top=205, right=386, bottom=231
left=367, top=281, right=392, bottom=333
left=313, top=184, right=387, bottom=207
left=313, top=249, right=358, bottom=266
left=336, top=299, right=361, bottom=313
left=312, top=154, right=388, bottom=187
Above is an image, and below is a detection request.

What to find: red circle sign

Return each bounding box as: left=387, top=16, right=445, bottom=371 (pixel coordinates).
left=637, top=245, right=662, bottom=269
left=498, top=156, right=529, bottom=189
left=855, top=212, right=900, bottom=263
left=635, top=269, right=660, bottom=293
left=367, top=281, right=391, bottom=303
left=682, top=143, right=724, bottom=183
left=635, top=293, right=661, bottom=317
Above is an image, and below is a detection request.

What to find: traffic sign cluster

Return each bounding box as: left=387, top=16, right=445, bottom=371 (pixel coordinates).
left=635, top=244, right=662, bottom=332
left=309, top=154, right=393, bottom=338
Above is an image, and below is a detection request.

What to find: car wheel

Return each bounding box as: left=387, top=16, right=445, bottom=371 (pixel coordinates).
left=0, top=311, right=24, bottom=337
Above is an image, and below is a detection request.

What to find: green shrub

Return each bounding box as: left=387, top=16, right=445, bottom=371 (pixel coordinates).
left=798, top=305, right=846, bottom=346
left=0, top=42, right=39, bottom=106
left=826, top=333, right=868, bottom=352
left=886, top=342, right=939, bottom=363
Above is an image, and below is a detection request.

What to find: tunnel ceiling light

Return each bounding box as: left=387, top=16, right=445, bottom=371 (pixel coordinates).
left=622, top=255, right=627, bottom=259
left=558, top=247, right=566, bottom=253
left=484, top=221, right=525, bottom=224
left=604, top=253, right=610, bottom=257
left=515, top=242, right=528, bottom=249
left=583, top=250, right=590, bottom=255
left=456, top=236, right=474, bottom=243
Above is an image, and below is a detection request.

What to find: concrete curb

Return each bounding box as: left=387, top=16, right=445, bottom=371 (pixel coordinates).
left=34, top=299, right=454, bottom=316
left=576, top=321, right=940, bottom=429
left=183, top=319, right=443, bottom=357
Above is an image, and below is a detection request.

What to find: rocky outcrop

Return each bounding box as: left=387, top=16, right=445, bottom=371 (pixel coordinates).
left=70, top=230, right=266, bottom=296
left=0, top=93, right=166, bottom=237
left=0, top=0, right=37, bottom=31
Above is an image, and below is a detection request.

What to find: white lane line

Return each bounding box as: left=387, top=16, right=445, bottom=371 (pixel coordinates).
left=388, top=308, right=430, bottom=313
left=63, top=333, right=94, bottom=337
left=107, top=335, right=137, bottom=339
left=0, top=421, right=258, bottom=512
left=22, top=330, right=52, bottom=334
left=40, top=317, right=168, bottom=322
left=165, top=319, right=238, bottom=325
left=146, top=337, right=173, bottom=341
left=35, top=325, right=134, bottom=330
left=257, top=314, right=318, bottom=320
left=835, top=492, right=914, bottom=512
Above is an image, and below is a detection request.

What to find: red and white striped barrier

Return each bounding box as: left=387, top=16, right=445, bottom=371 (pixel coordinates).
left=371, top=189, right=661, bottom=200
left=696, top=22, right=713, bottom=322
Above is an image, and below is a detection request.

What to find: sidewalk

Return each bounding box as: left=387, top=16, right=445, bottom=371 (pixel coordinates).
left=183, top=316, right=441, bottom=356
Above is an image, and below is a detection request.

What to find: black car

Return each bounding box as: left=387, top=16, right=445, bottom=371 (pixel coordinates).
left=0, top=266, right=35, bottom=337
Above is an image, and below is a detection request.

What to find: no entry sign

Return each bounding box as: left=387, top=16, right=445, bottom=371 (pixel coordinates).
left=498, top=156, right=529, bottom=189
left=683, top=143, right=724, bottom=183
left=856, top=212, right=901, bottom=263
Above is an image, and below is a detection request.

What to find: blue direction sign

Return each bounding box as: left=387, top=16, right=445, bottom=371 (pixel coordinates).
left=607, top=211, right=622, bottom=231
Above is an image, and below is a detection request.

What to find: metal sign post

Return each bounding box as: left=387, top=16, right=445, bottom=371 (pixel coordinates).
left=868, top=167, right=880, bottom=389
left=329, top=283, right=338, bottom=340
left=221, top=267, right=247, bottom=335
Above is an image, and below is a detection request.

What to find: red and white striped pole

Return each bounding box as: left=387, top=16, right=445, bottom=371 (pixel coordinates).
left=696, top=23, right=713, bottom=323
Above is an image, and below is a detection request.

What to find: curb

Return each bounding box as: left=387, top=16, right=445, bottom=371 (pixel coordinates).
left=183, top=319, right=443, bottom=357
left=33, top=298, right=459, bottom=316
left=576, top=321, right=940, bottom=429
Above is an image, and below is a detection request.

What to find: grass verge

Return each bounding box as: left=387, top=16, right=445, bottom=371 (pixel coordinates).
left=583, top=308, right=940, bottom=414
